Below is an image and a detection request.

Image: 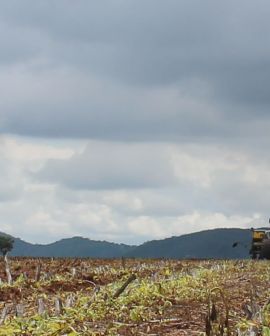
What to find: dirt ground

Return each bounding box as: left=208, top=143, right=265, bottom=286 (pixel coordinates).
left=0, top=258, right=269, bottom=335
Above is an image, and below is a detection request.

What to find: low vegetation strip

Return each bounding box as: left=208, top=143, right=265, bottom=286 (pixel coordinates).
left=0, top=258, right=269, bottom=335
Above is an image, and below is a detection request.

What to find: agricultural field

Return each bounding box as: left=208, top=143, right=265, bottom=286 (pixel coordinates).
left=0, top=258, right=270, bottom=335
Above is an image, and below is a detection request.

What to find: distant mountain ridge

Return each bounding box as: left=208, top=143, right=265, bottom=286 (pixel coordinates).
left=1, top=228, right=252, bottom=259
left=127, top=228, right=251, bottom=259
left=11, top=236, right=134, bottom=258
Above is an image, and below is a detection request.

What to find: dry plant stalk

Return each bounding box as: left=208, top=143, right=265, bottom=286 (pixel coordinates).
left=55, top=297, right=63, bottom=315
left=4, top=254, right=12, bottom=285
left=0, top=305, right=9, bottom=325
left=37, top=298, right=46, bottom=316
left=35, top=262, right=42, bottom=282
left=113, top=274, right=136, bottom=299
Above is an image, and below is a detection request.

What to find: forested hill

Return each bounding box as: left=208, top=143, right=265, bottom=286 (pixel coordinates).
left=1, top=228, right=252, bottom=259
left=11, top=236, right=134, bottom=258
left=126, top=228, right=251, bottom=259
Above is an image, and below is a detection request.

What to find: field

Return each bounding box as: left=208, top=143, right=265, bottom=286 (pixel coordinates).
left=0, top=258, right=270, bottom=335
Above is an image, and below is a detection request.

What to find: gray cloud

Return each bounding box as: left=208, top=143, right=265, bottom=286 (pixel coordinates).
left=35, top=142, right=176, bottom=189
left=0, top=1, right=269, bottom=141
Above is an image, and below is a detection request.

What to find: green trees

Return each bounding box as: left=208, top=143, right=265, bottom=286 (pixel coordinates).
left=0, top=235, right=14, bottom=257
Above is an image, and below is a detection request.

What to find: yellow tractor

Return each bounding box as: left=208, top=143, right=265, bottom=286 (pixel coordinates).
left=250, top=227, right=270, bottom=259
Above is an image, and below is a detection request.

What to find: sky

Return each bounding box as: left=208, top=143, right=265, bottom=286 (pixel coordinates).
left=0, top=1, right=270, bottom=244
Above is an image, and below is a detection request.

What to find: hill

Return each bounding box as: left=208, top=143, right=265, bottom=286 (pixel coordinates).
left=0, top=228, right=252, bottom=258
left=11, top=236, right=134, bottom=258
left=126, top=228, right=251, bottom=259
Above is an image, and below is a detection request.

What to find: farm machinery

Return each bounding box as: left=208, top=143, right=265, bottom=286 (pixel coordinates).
left=233, top=222, right=270, bottom=259
left=250, top=227, right=270, bottom=259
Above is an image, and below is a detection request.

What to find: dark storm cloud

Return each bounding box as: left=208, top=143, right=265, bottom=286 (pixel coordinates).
left=0, top=1, right=270, bottom=140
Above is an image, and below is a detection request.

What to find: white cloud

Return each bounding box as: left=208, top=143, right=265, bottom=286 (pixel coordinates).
left=0, top=136, right=269, bottom=244
left=127, top=212, right=263, bottom=242
left=36, top=141, right=176, bottom=190
left=102, top=191, right=143, bottom=212
left=128, top=216, right=165, bottom=238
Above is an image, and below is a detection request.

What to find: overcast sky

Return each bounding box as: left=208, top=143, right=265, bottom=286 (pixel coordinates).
left=0, top=1, right=270, bottom=244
